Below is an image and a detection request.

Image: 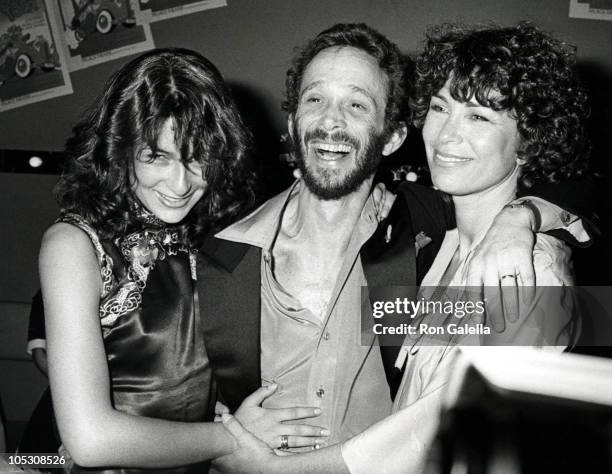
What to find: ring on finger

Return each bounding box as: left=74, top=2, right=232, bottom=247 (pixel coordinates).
left=280, top=434, right=289, bottom=450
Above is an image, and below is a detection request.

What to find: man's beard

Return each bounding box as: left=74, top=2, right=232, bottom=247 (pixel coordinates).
left=292, top=121, right=386, bottom=200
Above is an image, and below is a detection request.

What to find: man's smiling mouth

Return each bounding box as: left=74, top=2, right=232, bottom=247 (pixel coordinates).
left=311, top=141, right=354, bottom=161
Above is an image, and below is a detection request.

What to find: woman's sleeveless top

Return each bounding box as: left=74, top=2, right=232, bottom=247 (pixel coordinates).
left=59, top=213, right=213, bottom=473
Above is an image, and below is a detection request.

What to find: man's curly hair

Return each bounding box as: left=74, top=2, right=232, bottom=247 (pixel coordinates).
left=55, top=48, right=255, bottom=246
left=411, top=22, right=590, bottom=188
left=283, top=23, right=410, bottom=137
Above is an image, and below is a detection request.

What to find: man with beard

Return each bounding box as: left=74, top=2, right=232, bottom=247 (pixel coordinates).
left=197, top=23, right=593, bottom=451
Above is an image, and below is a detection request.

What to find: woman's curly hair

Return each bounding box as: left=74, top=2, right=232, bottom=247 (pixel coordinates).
left=283, top=23, right=411, bottom=138
left=55, top=48, right=255, bottom=246
left=411, top=22, right=590, bottom=188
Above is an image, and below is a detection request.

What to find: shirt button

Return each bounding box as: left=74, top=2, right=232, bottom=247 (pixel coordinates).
left=316, top=387, right=325, bottom=398
left=323, top=332, right=330, bottom=340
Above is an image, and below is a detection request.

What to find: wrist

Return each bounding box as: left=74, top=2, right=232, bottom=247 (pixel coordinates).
left=219, top=420, right=240, bottom=455
left=503, top=199, right=541, bottom=232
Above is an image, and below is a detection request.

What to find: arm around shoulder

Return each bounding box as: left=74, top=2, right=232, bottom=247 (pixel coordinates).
left=517, top=175, right=602, bottom=246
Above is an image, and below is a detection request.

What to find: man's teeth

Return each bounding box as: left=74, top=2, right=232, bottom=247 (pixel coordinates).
left=317, top=143, right=352, bottom=153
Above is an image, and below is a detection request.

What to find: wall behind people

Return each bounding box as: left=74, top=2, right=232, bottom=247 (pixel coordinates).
left=1, top=0, right=611, bottom=150
left=0, top=0, right=610, bottom=298
left=0, top=174, right=59, bottom=301
left=0, top=173, right=58, bottom=449
left=0, top=0, right=610, bottom=444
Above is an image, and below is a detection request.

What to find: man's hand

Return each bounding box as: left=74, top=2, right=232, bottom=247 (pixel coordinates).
left=371, top=183, right=396, bottom=222
left=464, top=205, right=537, bottom=331
left=234, top=384, right=328, bottom=449
left=212, top=414, right=279, bottom=474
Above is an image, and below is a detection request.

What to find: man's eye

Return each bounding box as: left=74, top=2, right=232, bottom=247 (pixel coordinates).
left=351, top=102, right=367, bottom=111
left=305, top=96, right=321, bottom=103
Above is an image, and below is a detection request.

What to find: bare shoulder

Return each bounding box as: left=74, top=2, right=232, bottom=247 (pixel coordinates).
left=40, top=221, right=103, bottom=304
left=39, top=221, right=99, bottom=273
left=41, top=221, right=95, bottom=255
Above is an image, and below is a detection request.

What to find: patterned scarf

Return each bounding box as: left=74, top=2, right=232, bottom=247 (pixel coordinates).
left=117, top=203, right=189, bottom=283
left=59, top=202, right=194, bottom=327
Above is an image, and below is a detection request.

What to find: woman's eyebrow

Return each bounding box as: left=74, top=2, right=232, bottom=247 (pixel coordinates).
left=465, top=101, right=487, bottom=108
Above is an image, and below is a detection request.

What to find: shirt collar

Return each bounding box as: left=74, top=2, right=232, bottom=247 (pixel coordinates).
left=216, top=179, right=380, bottom=249
left=216, top=180, right=300, bottom=249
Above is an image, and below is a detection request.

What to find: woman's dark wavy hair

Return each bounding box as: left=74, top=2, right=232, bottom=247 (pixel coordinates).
left=55, top=48, right=254, bottom=245
left=283, top=23, right=410, bottom=137
left=411, top=22, right=590, bottom=188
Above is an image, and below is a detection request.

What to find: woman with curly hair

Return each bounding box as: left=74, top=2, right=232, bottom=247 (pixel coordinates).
left=342, top=21, right=588, bottom=473
left=39, top=49, right=324, bottom=472
left=212, top=22, right=590, bottom=473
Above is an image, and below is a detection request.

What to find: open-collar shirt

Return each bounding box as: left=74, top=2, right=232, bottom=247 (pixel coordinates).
left=217, top=180, right=393, bottom=448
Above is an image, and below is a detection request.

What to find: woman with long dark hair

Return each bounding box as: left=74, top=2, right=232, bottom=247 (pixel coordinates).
left=40, top=48, right=324, bottom=472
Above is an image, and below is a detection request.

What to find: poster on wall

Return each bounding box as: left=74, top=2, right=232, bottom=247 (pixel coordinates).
left=0, top=0, right=72, bottom=112
left=569, top=0, right=612, bottom=20
left=55, top=0, right=154, bottom=71
left=135, top=0, right=226, bottom=23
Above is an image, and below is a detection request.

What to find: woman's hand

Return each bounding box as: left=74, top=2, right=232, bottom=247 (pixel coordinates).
left=464, top=205, right=536, bottom=331
left=212, top=414, right=279, bottom=473
left=234, top=384, right=328, bottom=449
